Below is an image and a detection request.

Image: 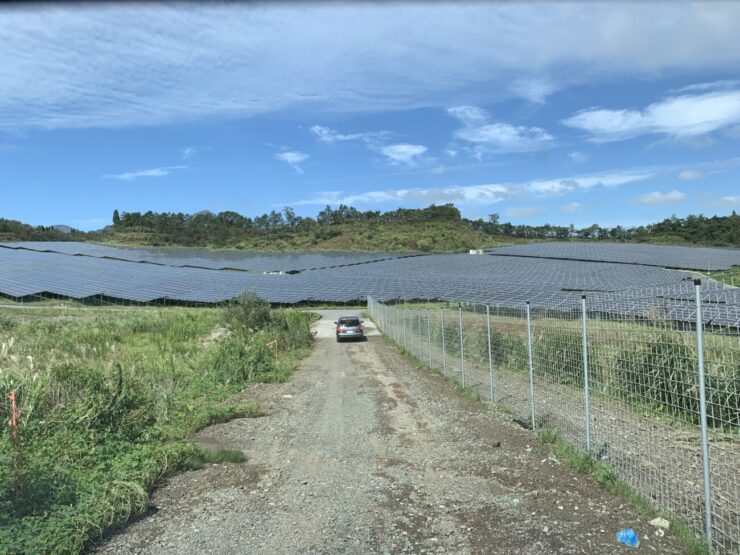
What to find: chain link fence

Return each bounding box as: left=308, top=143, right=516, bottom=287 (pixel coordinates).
left=368, top=281, right=739, bottom=554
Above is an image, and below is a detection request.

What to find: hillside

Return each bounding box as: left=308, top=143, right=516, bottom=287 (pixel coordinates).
left=2, top=205, right=739, bottom=252
left=97, top=220, right=521, bottom=252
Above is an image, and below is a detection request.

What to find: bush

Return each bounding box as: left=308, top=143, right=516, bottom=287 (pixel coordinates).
left=226, top=292, right=272, bottom=333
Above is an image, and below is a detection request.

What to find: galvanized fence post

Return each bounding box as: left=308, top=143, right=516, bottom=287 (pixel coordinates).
left=403, top=302, right=407, bottom=349
left=459, top=305, right=465, bottom=388
left=441, top=307, right=447, bottom=375
left=486, top=304, right=494, bottom=402
left=526, top=302, right=536, bottom=430
left=427, top=308, right=432, bottom=368
left=581, top=295, right=592, bottom=453
left=694, top=279, right=713, bottom=547
left=418, top=311, right=423, bottom=359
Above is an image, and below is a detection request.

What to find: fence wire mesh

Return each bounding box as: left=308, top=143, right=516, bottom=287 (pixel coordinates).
left=368, top=283, right=739, bottom=554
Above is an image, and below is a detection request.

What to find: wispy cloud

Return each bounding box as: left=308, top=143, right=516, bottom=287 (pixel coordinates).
left=310, top=125, right=389, bottom=145
left=181, top=146, right=197, bottom=160
left=672, top=80, right=740, bottom=94
left=720, top=196, right=740, bottom=206
left=380, top=143, right=427, bottom=166
left=634, top=190, right=686, bottom=205
left=561, top=202, right=583, bottom=214
left=568, top=151, right=588, bottom=163
left=275, top=150, right=309, bottom=174
left=508, top=78, right=558, bottom=104
left=562, top=90, right=740, bottom=142
left=1, top=4, right=740, bottom=130
left=677, top=169, right=705, bottom=181
left=103, top=165, right=187, bottom=181
left=292, top=169, right=652, bottom=207
left=527, top=172, right=651, bottom=195
left=448, top=105, right=553, bottom=156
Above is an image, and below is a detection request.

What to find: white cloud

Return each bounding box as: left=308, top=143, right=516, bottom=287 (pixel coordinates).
left=508, top=78, right=558, bottom=104
left=293, top=169, right=652, bottom=207
left=673, top=80, right=740, bottom=94
left=380, top=143, right=427, bottom=165
left=568, top=151, right=587, bottom=163
left=505, top=206, right=545, bottom=219
left=448, top=105, right=553, bottom=155
left=561, top=202, right=583, bottom=213
left=562, top=90, right=740, bottom=142
left=527, top=172, right=651, bottom=195
left=677, top=169, right=705, bottom=181
left=103, top=165, right=187, bottom=181
left=4, top=3, right=739, bottom=130
left=715, top=195, right=740, bottom=207
left=634, top=190, right=686, bottom=205
left=310, top=125, right=388, bottom=144
left=275, top=150, right=309, bottom=173
left=181, top=146, right=197, bottom=160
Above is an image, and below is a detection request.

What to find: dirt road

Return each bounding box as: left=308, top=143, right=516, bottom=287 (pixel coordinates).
left=95, top=310, right=683, bottom=554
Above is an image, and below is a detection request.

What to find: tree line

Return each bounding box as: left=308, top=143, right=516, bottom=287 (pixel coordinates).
left=2, top=205, right=738, bottom=248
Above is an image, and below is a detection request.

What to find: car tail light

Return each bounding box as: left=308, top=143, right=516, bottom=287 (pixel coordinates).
left=358, top=326, right=364, bottom=333
left=336, top=326, right=341, bottom=332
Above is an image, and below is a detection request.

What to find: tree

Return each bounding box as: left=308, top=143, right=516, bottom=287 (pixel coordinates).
left=112, top=209, right=121, bottom=226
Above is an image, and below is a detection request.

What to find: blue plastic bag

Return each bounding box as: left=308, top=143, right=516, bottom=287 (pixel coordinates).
left=616, top=528, right=640, bottom=548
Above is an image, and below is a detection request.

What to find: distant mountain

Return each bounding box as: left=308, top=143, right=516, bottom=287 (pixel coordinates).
left=52, top=225, right=73, bottom=234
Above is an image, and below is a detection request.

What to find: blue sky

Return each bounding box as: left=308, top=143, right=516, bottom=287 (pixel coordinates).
left=1, top=2, right=739, bottom=231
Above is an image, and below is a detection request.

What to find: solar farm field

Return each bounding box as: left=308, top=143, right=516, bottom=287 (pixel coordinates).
left=1, top=241, right=739, bottom=326
left=1, top=240, right=739, bottom=553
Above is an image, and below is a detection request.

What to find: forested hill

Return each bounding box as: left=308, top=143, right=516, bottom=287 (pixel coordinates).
left=0, top=218, right=88, bottom=242
left=2, top=205, right=739, bottom=251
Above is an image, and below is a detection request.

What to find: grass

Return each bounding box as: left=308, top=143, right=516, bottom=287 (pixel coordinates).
left=393, top=304, right=739, bottom=430
left=0, top=296, right=314, bottom=553
left=191, top=448, right=247, bottom=468
left=537, top=428, right=710, bottom=555
left=707, top=264, right=740, bottom=287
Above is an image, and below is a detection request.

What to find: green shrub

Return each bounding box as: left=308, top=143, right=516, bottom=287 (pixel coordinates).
left=226, top=292, right=272, bottom=333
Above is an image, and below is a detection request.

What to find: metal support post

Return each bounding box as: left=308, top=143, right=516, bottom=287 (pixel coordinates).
left=418, top=311, right=423, bottom=359
left=459, top=306, right=465, bottom=387
left=694, top=279, right=713, bottom=547
left=581, top=296, right=591, bottom=452
left=526, top=302, right=536, bottom=430
left=427, top=309, right=432, bottom=367
left=486, top=304, right=494, bottom=402
left=403, top=304, right=407, bottom=349
left=441, top=308, right=447, bottom=375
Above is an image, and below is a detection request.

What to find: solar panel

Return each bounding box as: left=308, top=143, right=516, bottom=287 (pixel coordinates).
left=1, top=245, right=738, bottom=326
left=484, top=242, right=740, bottom=271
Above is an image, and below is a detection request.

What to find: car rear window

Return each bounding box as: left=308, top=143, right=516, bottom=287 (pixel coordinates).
left=339, top=318, right=360, bottom=326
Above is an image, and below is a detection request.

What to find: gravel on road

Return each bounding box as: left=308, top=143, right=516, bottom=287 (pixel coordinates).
left=94, top=310, right=685, bottom=554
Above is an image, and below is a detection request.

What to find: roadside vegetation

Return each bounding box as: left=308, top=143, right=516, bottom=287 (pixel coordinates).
left=0, top=294, right=314, bottom=553
left=3, top=205, right=738, bottom=251
left=397, top=304, right=738, bottom=430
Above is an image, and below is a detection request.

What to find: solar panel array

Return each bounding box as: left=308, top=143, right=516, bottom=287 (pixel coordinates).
left=1, top=242, right=739, bottom=326
left=486, top=242, right=740, bottom=271
left=0, top=242, right=418, bottom=273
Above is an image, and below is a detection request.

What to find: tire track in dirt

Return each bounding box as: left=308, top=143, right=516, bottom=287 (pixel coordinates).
left=94, top=310, right=686, bottom=554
